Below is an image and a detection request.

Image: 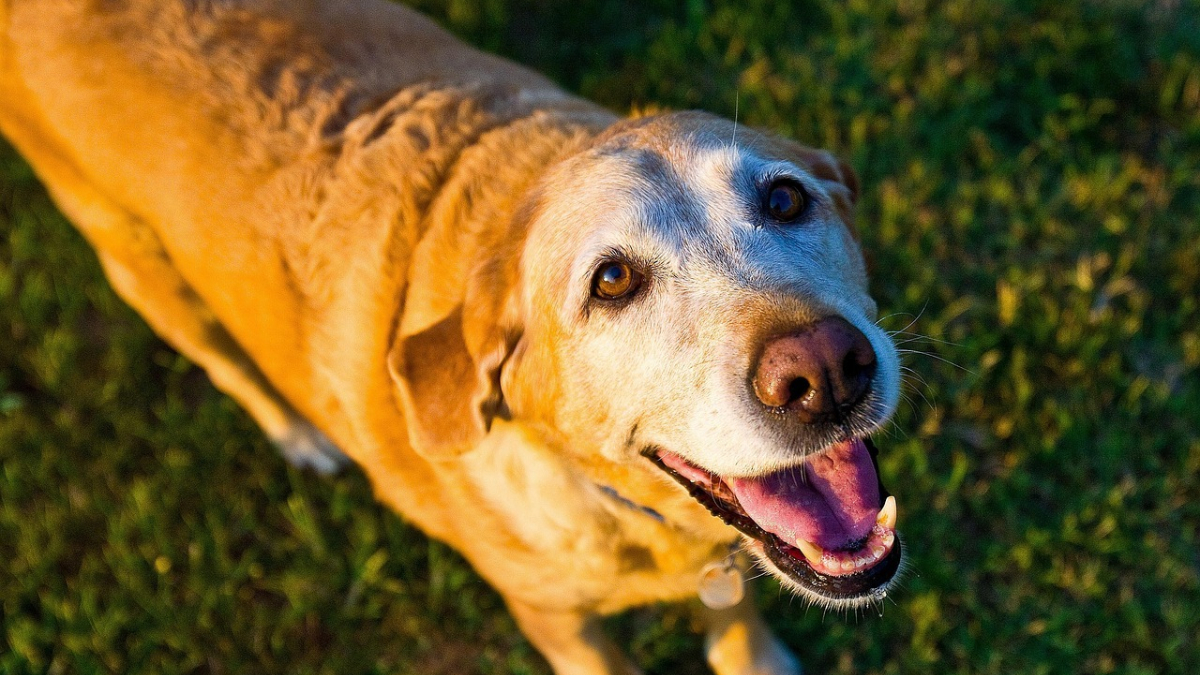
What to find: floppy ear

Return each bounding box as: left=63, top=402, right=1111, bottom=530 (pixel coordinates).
left=384, top=115, right=584, bottom=460
left=387, top=306, right=517, bottom=459
left=386, top=198, right=529, bottom=461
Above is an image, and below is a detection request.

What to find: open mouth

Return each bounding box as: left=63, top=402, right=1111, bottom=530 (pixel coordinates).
left=647, top=438, right=902, bottom=605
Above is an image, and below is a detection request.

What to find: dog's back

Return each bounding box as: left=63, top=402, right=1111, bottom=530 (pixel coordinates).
left=0, top=0, right=559, bottom=358
left=0, top=0, right=608, bottom=485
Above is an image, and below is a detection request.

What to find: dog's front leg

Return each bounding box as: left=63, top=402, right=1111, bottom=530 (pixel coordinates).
left=699, top=593, right=803, bottom=675
left=506, top=598, right=641, bottom=675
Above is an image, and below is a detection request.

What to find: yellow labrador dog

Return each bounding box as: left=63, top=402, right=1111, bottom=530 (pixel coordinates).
left=0, top=1, right=907, bottom=672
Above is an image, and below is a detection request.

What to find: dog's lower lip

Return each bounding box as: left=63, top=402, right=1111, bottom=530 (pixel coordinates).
left=759, top=533, right=903, bottom=599
left=645, top=442, right=901, bottom=600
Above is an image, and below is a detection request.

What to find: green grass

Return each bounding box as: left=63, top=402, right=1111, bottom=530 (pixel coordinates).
left=2, top=0, right=1199, bottom=673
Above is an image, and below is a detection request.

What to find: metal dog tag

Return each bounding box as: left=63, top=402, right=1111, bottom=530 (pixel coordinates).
left=698, top=559, right=745, bottom=609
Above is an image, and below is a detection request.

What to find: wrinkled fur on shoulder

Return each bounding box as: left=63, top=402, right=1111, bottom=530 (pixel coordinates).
left=0, top=0, right=621, bottom=565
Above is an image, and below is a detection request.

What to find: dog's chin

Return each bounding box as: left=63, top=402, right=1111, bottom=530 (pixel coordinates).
left=745, top=533, right=906, bottom=611
left=646, top=437, right=906, bottom=610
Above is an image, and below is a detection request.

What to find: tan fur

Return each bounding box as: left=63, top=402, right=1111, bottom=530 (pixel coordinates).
left=0, top=2, right=893, bottom=673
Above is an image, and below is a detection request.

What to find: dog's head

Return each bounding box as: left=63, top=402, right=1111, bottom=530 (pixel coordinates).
left=391, top=111, right=905, bottom=608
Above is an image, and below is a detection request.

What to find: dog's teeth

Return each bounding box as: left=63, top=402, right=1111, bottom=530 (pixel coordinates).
left=872, top=545, right=886, bottom=560
left=840, top=558, right=856, bottom=572
left=882, top=531, right=895, bottom=547
left=795, top=538, right=824, bottom=566
left=877, top=495, right=897, bottom=529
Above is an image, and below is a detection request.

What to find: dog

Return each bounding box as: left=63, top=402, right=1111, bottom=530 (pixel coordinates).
left=0, top=1, right=907, bottom=672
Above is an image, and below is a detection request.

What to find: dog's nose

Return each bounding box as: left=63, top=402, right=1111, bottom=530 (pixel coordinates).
left=753, top=317, right=876, bottom=423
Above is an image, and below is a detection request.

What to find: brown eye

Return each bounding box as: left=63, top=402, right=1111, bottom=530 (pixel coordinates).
left=592, top=260, right=644, bottom=300
left=765, top=179, right=808, bottom=222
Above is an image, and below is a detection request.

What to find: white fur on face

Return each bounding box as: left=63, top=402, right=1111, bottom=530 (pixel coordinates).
left=520, top=121, right=901, bottom=478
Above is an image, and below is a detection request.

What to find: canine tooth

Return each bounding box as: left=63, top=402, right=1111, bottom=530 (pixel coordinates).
left=877, top=496, right=897, bottom=529
left=795, top=538, right=824, bottom=566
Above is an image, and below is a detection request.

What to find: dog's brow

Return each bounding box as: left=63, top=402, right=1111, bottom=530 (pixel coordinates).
left=626, top=148, right=676, bottom=186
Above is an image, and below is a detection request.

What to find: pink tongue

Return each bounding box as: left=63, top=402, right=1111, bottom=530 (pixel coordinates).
left=727, top=439, right=881, bottom=550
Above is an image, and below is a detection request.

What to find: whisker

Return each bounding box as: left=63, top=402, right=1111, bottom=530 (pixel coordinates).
left=898, top=365, right=931, bottom=387
left=889, top=332, right=961, bottom=348
left=876, top=302, right=928, bottom=335
left=897, top=360, right=938, bottom=412
left=744, top=568, right=773, bottom=583
left=897, top=349, right=974, bottom=374
left=901, top=383, right=936, bottom=413
left=728, top=88, right=740, bottom=150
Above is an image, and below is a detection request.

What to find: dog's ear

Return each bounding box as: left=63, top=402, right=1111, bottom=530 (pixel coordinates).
left=783, top=143, right=860, bottom=236
left=387, top=198, right=530, bottom=461
left=385, top=119, right=588, bottom=459
left=387, top=305, right=518, bottom=459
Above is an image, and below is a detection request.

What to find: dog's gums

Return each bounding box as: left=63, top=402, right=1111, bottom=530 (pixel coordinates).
left=647, top=438, right=903, bottom=604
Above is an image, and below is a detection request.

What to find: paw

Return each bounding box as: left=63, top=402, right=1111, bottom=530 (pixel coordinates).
left=707, top=633, right=803, bottom=675
left=753, top=638, right=803, bottom=675
left=271, top=421, right=351, bottom=475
